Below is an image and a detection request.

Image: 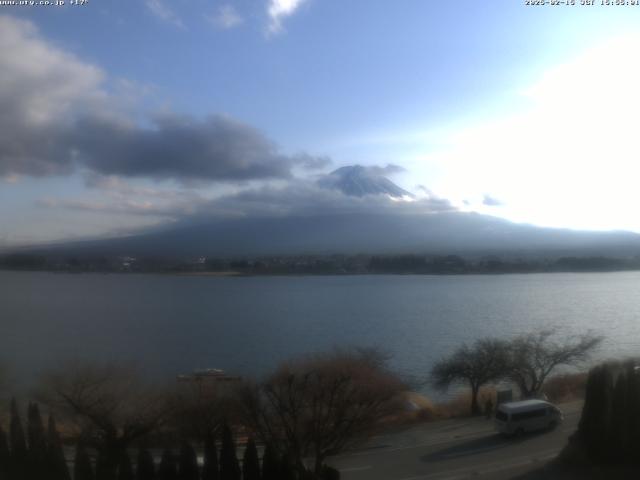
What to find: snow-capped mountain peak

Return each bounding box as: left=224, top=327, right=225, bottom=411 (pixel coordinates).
left=317, top=165, right=413, bottom=198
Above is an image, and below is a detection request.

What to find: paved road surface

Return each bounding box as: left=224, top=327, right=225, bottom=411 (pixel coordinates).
left=328, top=401, right=583, bottom=480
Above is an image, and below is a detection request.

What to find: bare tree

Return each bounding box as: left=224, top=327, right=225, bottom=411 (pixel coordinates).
left=430, top=338, right=509, bottom=415
left=239, top=348, right=404, bottom=477
left=506, top=329, right=603, bottom=398
left=36, top=362, right=168, bottom=479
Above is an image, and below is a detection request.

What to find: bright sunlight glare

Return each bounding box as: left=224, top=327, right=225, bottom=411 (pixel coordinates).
left=422, top=33, right=640, bottom=232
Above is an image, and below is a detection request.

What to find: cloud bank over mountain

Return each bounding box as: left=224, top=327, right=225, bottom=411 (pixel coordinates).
left=7, top=12, right=621, bottom=255
left=0, top=14, right=462, bottom=247
left=36, top=167, right=455, bottom=231
left=0, top=16, right=328, bottom=184
left=72, top=114, right=331, bottom=183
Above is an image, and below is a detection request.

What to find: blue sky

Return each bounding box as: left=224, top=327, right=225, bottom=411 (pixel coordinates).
left=2, top=1, right=640, bottom=245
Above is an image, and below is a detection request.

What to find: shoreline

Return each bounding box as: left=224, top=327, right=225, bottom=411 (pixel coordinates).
left=2, top=268, right=640, bottom=277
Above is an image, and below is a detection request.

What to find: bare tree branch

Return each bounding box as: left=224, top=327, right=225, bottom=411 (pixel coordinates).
left=429, top=338, right=509, bottom=415
left=238, top=348, right=405, bottom=476
left=506, top=329, right=603, bottom=397
left=35, top=361, right=169, bottom=477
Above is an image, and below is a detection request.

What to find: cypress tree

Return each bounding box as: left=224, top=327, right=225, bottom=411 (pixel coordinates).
left=603, top=366, right=616, bottom=459
left=136, top=448, right=156, bottom=480
left=27, top=403, right=48, bottom=478
left=27, top=403, right=46, bottom=454
left=579, top=365, right=610, bottom=461
left=202, top=433, right=219, bottom=480
left=9, top=398, right=28, bottom=479
left=241, top=438, right=260, bottom=480
left=96, top=448, right=106, bottom=480
left=96, top=449, right=112, bottom=480
left=610, top=372, right=628, bottom=463
left=118, top=452, right=135, bottom=480
left=74, top=444, right=96, bottom=480
left=278, top=453, right=295, bottom=480
left=576, top=362, right=640, bottom=464
left=219, top=426, right=240, bottom=480
left=47, top=414, right=71, bottom=480
left=158, top=449, right=178, bottom=480
left=177, top=442, right=198, bottom=480
left=0, top=424, right=10, bottom=478
left=319, top=465, right=340, bottom=480
left=626, top=363, right=640, bottom=465
left=260, top=444, right=279, bottom=480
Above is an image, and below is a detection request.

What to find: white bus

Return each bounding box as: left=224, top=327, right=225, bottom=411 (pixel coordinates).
left=494, top=399, right=563, bottom=436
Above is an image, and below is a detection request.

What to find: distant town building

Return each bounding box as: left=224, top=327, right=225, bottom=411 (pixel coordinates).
left=177, top=368, right=242, bottom=383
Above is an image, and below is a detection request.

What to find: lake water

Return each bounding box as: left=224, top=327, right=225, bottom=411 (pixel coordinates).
left=1, top=270, right=640, bottom=390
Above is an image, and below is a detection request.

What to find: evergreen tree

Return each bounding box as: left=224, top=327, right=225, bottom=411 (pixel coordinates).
left=241, top=438, right=260, bottom=480
left=201, top=433, right=219, bottom=480
left=177, top=442, right=198, bottom=480
left=319, top=465, right=340, bottom=480
left=575, top=361, right=640, bottom=465
left=610, top=372, right=628, bottom=463
left=278, top=454, right=295, bottom=480
left=136, top=449, right=156, bottom=480
left=625, top=363, right=640, bottom=464
left=578, top=364, right=612, bottom=462
left=74, top=444, right=96, bottom=480
left=9, top=398, right=28, bottom=479
left=0, top=424, right=10, bottom=479
left=47, top=414, right=71, bottom=480
left=96, top=449, right=113, bottom=480
left=27, top=403, right=48, bottom=478
left=219, top=426, right=240, bottom=480
left=158, top=449, right=178, bottom=480
left=118, top=452, right=135, bottom=480
left=260, top=444, right=279, bottom=480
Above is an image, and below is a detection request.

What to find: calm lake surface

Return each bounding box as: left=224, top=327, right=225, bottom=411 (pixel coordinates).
left=1, top=270, right=640, bottom=389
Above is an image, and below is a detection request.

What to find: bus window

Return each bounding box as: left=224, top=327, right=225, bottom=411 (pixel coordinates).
left=495, top=410, right=508, bottom=421
left=512, top=409, right=546, bottom=421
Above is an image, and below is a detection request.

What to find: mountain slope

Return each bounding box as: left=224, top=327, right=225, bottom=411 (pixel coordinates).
left=14, top=166, right=640, bottom=258
left=28, top=212, right=640, bottom=258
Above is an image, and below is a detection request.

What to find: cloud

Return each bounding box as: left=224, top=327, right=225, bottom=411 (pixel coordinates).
left=145, top=0, right=184, bottom=28
left=84, top=174, right=186, bottom=199
left=2, top=174, right=20, bottom=184
left=292, top=153, right=332, bottom=170
left=0, top=15, right=106, bottom=176
left=37, top=196, right=200, bottom=218
left=40, top=174, right=456, bottom=227
left=267, top=0, right=307, bottom=35
left=0, top=15, right=327, bottom=183
left=482, top=195, right=503, bottom=207
left=38, top=174, right=211, bottom=220
left=365, top=164, right=406, bottom=176
left=200, top=173, right=454, bottom=218
left=73, top=113, right=327, bottom=182
left=193, top=181, right=455, bottom=221
left=207, top=5, right=243, bottom=30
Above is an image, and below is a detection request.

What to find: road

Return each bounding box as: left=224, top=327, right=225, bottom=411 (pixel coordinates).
left=328, top=401, right=583, bottom=480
